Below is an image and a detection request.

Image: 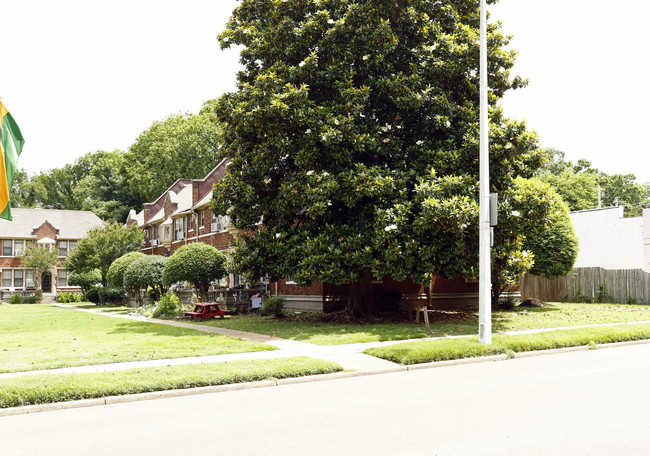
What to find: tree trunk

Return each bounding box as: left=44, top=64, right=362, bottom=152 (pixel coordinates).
left=346, top=270, right=379, bottom=318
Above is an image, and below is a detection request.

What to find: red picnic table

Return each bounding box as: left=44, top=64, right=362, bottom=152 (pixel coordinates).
left=182, top=302, right=231, bottom=320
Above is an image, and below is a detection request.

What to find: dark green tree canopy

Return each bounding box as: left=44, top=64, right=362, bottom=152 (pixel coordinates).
left=523, top=187, right=579, bottom=279
left=68, top=269, right=102, bottom=292
left=66, top=223, right=144, bottom=285
left=537, top=149, right=650, bottom=216
left=212, top=0, right=544, bottom=315
left=106, top=251, right=147, bottom=288
left=125, top=105, right=225, bottom=203
left=162, top=242, right=228, bottom=301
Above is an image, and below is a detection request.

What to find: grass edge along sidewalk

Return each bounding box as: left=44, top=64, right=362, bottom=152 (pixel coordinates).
left=364, top=323, right=650, bottom=365
left=0, top=357, right=343, bottom=409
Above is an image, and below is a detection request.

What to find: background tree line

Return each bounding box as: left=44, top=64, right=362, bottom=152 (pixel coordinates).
left=10, top=100, right=224, bottom=222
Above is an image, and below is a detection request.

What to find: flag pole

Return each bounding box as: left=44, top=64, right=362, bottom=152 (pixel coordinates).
left=478, top=0, right=492, bottom=344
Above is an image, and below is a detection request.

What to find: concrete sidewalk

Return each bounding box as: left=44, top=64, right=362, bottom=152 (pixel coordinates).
left=5, top=305, right=649, bottom=381
left=4, top=305, right=650, bottom=417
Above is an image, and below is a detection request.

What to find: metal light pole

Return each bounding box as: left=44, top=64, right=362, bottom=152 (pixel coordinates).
left=478, top=0, right=492, bottom=344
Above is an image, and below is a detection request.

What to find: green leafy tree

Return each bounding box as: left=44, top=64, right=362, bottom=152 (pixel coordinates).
left=490, top=178, right=578, bottom=307
left=68, top=269, right=102, bottom=293
left=76, top=150, right=142, bottom=222
left=124, top=255, right=168, bottom=303
left=212, top=0, right=543, bottom=316
left=65, top=222, right=144, bottom=285
left=20, top=244, right=59, bottom=292
left=8, top=169, right=38, bottom=208
left=162, top=243, right=227, bottom=302
left=537, top=149, right=650, bottom=216
left=124, top=106, right=224, bottom=203
left=523, top=189, right=579, bottom=279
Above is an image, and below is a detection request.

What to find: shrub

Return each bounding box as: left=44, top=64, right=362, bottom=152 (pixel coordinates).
left=162, top=242, right=227, bottom=301
left=85, top=286, right=100, bottom=304
left=97, top=286, right=126, bottom=305
left=57, top=292, right=83, bottom=303
left=152, top=291, right=180, bottom=319
left=261, top=295, right=285, bottom=318
left=106, top=252, right=147, bottom=287
left=34, top=290, right=43, bottom=302
left=124, top=255, right=167, bottom=302
left=68, top=269, right=102, bottom=292
left=21, top=295, right=37, bottom=304
left=10, top=294, right=21, bottom=304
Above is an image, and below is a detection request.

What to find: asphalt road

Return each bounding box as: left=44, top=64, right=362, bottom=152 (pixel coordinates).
left=2, top=342, right=650, bottom=455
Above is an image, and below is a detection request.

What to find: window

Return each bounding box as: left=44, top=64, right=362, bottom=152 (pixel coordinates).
left=58, top=240, right=68, bottom=257
left=2, top=240, right=12, bottom=256
left=14, top=240, right=24, bottom=256
left=211, top=212, right=218, bottom=232
left=211, top=214, right=229, bottom=232
left=58, top=270, right=68, bottom=287
left=68, top=241, right=77, bottom=252
left=2, top=270, right=11, bottom=287
left=175, top=217, right=187, bottom=240
left=25, top=270, right=35, bottom=288
left=14, top=270, right=23, bottom=288
left=189, top=213, right=195, bottom=232
left=199, top=210, right=205, bottom=228
left=163, top=226, right=171, bottom=241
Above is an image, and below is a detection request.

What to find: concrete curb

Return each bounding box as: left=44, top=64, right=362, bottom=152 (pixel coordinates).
left=5, top=338, right=650, bottom=418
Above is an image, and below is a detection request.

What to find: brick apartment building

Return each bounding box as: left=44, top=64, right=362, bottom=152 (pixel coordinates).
left=0, top=208, right=104, bottom=299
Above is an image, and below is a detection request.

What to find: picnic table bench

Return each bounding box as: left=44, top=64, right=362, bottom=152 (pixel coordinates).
left=182, top=302, right=231, bottom=320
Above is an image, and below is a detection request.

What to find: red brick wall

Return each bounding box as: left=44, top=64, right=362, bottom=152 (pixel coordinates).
left=276, top=278, right=324, bottom=296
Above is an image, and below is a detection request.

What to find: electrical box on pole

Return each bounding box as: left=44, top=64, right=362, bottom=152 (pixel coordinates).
left=489, top=193, right=498, bottom=227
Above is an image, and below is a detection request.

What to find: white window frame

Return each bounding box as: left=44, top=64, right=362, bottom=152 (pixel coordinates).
left=14, top=240, right=24, bottom=256
left=14, top=270, right=23, bottom=288
left=2, top=239, right=12, bottom=257
left=2, top=270, right=13, bottom=287
left=58, top=240, right=68, bottom=257
left=25, top=270, right=35, bottom=288
left=58, top=269, right=68, bottom=287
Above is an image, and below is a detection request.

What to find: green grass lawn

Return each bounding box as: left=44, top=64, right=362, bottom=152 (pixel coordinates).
left=0, top=304, right=274, bottom=373
left=365, top=323, right=650, bottom=365
left=191, top=302, right=650, bottom=345
left=0, top=357, right=343, bottom=409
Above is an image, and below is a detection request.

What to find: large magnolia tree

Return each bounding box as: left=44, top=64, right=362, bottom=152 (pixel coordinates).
left=212, top=0, right=550, bottom=316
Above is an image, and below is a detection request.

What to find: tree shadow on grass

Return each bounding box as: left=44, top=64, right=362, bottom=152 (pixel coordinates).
left=106, top=321, right=225, bottom=338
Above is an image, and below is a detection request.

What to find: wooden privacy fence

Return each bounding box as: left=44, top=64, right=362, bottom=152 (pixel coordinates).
left=520, top=267, right=650, bottom=305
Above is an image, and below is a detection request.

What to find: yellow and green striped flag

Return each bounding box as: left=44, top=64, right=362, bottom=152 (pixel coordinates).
left=1, top=100, right=25, bottom=221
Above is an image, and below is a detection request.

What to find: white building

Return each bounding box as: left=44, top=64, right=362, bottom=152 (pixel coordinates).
left=570, top=206, right=650, bottom=272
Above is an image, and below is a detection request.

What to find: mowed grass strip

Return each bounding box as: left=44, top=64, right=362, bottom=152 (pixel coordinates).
left=195, top=302, right=650, bottom=345
left=0, top=357, right=343, bottom=409
left=364, top=324, right=650, bottom=365
left=0, top=304, right=274, bottom=373
left=197, top=314, right=436, bottom=345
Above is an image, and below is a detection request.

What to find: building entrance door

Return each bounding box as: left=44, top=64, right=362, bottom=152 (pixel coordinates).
left=42, top=272, right=52, bottom=293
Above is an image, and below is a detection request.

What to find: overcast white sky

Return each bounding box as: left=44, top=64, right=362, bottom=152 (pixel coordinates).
left=3, top=0, right=650, bottom=183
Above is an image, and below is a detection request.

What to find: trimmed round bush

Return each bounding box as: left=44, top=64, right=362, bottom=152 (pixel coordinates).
left=162, top=242, right=227, bottom=301
left=107, top=252, right=146, bottom=287
left=124, top=255, right=168, bottom=302
left=97, top=286, right=126, bottom=305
